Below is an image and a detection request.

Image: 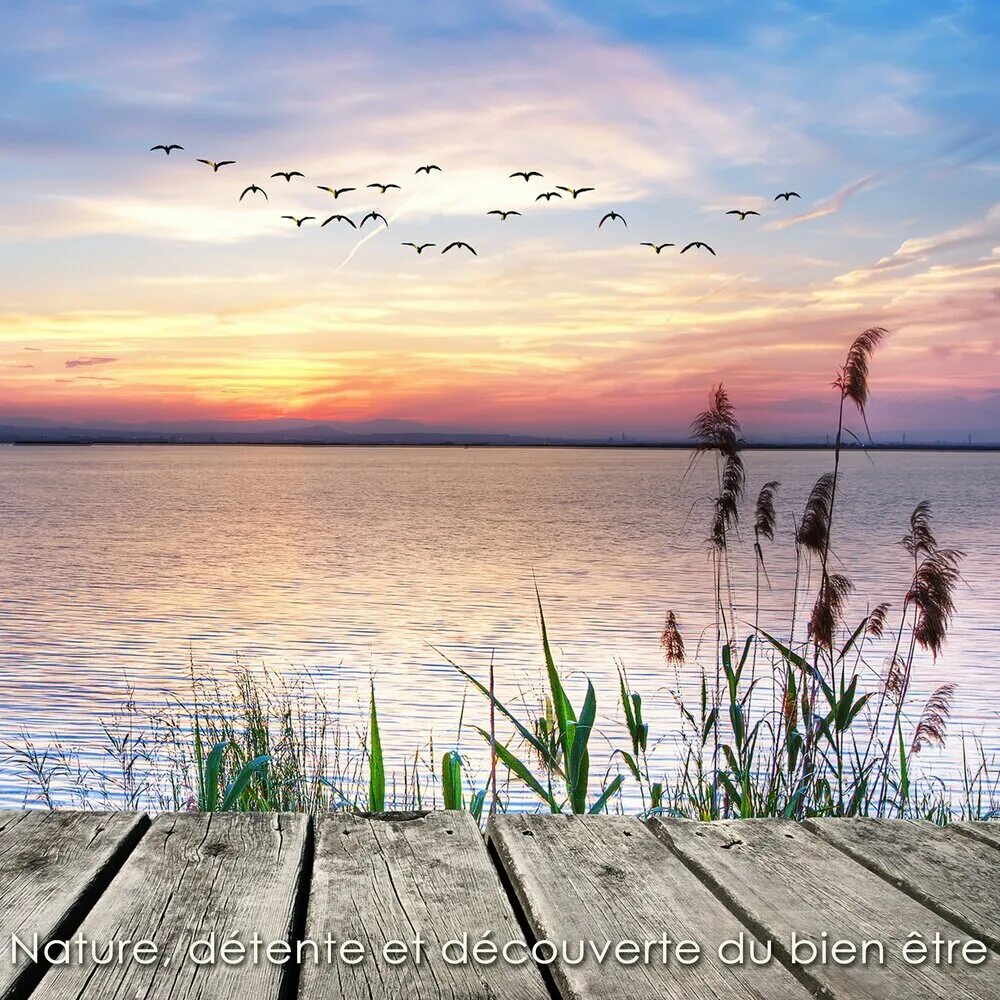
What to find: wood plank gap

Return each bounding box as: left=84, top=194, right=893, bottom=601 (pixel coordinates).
left=950, top=821, right=1000, bottom=850
left=642, top=818, right=837, bottom=1000
left=805, top=819, right=1000, bottom=954
left=650, top=818, right=998, bottom=1000
left=0, top=811, right=149, bottom=1000
left=483, top=832, right=563, bottom=1000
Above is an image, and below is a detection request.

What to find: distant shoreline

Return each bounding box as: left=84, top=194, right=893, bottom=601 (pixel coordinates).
left=4, top=440, right=998, bottom=452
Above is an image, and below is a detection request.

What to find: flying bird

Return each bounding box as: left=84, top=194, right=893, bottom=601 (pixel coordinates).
left=321, top=214, right=356, bottom=228
left=239, top=184, right=267, bottom=201
left=360, top=211, right=389, bottom=228
left=640, top=242, right=676, bottom=254
left=272, top=171, right=304, bottom=181
left=415, top=165, right=442, bottom=175
left=441, top=241, right=476, bottom=255
left=726, top=210, right=760, bottom=220
left=402, top=242, right=436, bottom=253
left=556, top=186, right=594, bottom=199
left=680, top=241, right=716, bottom=255
left=488, top=210, right=521, bottom=220
left=536, top=191, right=562, bottom=201
left=510, top=170, right=543, bottom=181
left=150, top=144, right=183, bottom=154
left=281, top=215, right=315, bottom=227
left=367, top=182, right=401, bottom=193
left=317, top=186, right=356, bottom=198
left=774, top=191, right=800, bottom=201
left=197, top=159, right=235, bottom=172
left=599, top=212, right=626, bottom=228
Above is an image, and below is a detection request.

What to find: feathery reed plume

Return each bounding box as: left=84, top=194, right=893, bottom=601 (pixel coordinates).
left=834, top=326, right=888, bottom=420
left=866, top=601, right=892, bottom=638
left=901, top=500, right=936, bottom=557
left=691, top=385, right=746, bottom=550
left=753, top=480, right=780, bottom=584
left=796, top=472, right=835, bottom=555
left=754, top=481, right=780, bottom=543
left=881, top=655, right=906, bottom=700
left=690, top=384, right=741, bottom=453
left=906, top=547, right=964, bottom=659
left=660, top=611, right=686, bottom=666
left=809, top=572, right=854, bottom=650
left=910, top=683, right=956, bottom=753
left=711, top=455, right=746, bottom=549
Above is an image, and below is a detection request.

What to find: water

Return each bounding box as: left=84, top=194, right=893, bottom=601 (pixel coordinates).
left=0, top=445, right=997, bottom=809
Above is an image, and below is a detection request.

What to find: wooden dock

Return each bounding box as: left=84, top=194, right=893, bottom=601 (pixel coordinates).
left=0, top=810, right=996, bottom=999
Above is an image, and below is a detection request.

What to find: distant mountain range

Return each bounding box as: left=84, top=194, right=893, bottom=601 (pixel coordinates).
left=0, top=416, right=996, bottom=448
left=0, top=417, right=575, bottom=445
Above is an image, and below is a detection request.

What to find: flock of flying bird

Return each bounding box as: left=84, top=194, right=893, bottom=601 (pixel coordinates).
left=149, top=144, right=802, bottom=257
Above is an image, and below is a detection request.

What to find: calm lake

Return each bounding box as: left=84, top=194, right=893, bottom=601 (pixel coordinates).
left=0, top=445, right=997, bottom=809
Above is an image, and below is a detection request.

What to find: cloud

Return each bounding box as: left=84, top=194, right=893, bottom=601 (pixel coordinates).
left=765, top=174, right=882, bottom=231
left=65, top=356, right=118, bottom=368
left=834, top=203, right=1000, bottom=286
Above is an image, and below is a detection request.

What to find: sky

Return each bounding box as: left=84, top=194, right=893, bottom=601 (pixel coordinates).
left=1, top=0, right=998, bottom=440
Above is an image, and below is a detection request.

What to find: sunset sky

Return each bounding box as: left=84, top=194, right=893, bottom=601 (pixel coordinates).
left=1, top=0, right=998, bottom=439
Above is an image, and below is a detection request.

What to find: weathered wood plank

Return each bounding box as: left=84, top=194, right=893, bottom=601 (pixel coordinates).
left=651, top=818, right=998, bottom=1000
left=0, top=810, right=147, bottom=1000
left=298, top=811, right=549, bottom=1000
left=488, top=814, right=813, bottom=1000
left=806, top=818, right=1000, bottom=952
left=952, top=821, right=1000, bottom=850
left=29, top=812, right=307, bottom=1000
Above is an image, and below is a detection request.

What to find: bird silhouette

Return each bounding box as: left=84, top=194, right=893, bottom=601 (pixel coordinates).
left=680, top=241, right=715, bottom=255
left=321, top=214, right=356, bottom=228
left=150, top=144, right=183, bottom=154
left=239, top=185, right=267, bottom=201
left=317, top=186, right=356, bottom=198
left=640, top=243, right=676, bottom=254
left=536, top=191, right=562, bottom=201
left=599, top=212, right=626, bottom=228
left=441, top=242, right=476, bottom=255
left=281, top=215, right=315, bottom=227
left=488, top=210, right=522, bottom=220
left=726, top=210, right=760, bottom=220
left=197, top=159, right=235, bottom=172
left=510, top=170, right=543, bottom=182
left=360, top=211, right=389, bottom=228
left=556, top=186, right=594, bottom=199
left=367, top=183, right=401, bottom=194
left=774, top=191, right=800, bottom=201
left=415, top=165, right=442, bottom=175
left=272, top=171, right=304, bottom=181
left=402, top=242, right=436, bottom=253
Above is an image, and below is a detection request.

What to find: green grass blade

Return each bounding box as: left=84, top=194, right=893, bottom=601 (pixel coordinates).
left=202, top=740, right=228, bottom=811
left=477, top=727, right=559, bottom=811
left=221, top=753, right=271, bottom=810
left=368, top=683, right=385, bottom=812
left=589, top=774, right=625, bottom=814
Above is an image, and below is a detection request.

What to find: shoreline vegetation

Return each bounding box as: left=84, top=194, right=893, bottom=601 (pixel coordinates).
left=4, top=328, right=999, bottom=823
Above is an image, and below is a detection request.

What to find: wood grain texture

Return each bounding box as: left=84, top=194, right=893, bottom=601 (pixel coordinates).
left=29, top=812, right=307, bottom=1000
left=805, top=818, right=1000, bottom=952
left=952, top=821, right=1000, bottom=850
left=0, top=810, right=148, bottom=1000
left=652, top=818, right=998, bottom=1000
left=298, top=811, right=549, bottom=1000
left=488, top=814, right=813, bottom=1000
